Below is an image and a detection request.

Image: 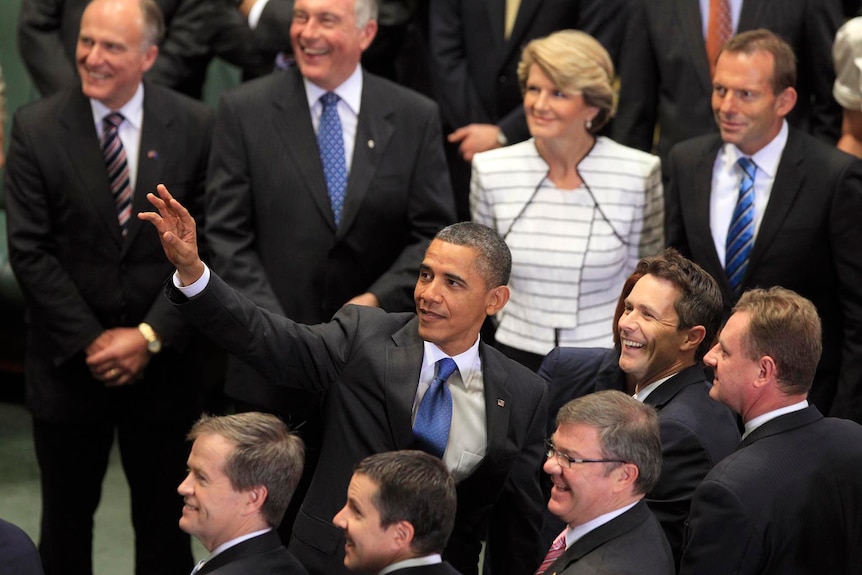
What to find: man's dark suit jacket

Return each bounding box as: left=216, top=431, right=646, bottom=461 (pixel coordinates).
left=666, top=128, right=862, bottom=422
left=16, top=0, right=260, bottom=98
left=539, top=348, right=740, bottom=565
left=206, top=66, right=454, bottom=414
left=0, top=519, right=44, bottom=575
left=5, top=81, right=212, bottom=423
left=429, top=0, right=624, bottom=146
left=386, top=561, right=462, bottom=575
left=170, top=272, right=549, bottom=575
left=544, top=500, right=674, bottom=575
left=680, top=406, right=862, bottom=574
left=197, top=531, right=307, bottom=575
left=611, top=0, right=843, bottom=161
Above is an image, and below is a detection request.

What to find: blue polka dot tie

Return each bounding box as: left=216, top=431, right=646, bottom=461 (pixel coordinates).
left=413, top=358, right=458, bottom=458
left=317, top=92, right=348, bottom=226
left=726, top=157, right=756, bottom=296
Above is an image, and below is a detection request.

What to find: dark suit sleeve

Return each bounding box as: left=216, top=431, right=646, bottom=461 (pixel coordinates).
left=428, top=0, right=489, bottom=130
left=17, top=0, right=77, bottom=96
left=365, top=102, right=456, bottom=309
left=4, top=108, right=105, bottom=364
left=827, top=159, right=862, bottom=422
left=679, top=478, right=760, bottom=575
left=144, top=0, right=214, bottom=92
left=610, top=0, right=658, bottom=152
left=485, top=383, right=549, bottom=575
left=205, top=92, right=287, bottom=316
left=647, top=417, right=715, bottom=565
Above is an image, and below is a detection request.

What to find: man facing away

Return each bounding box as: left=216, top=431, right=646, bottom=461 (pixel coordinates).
left=140, top=185, right=548, bottom=575
left=679, top=287, right=862, bottom=574
left=539, top=390, right=674, bottom=575
left=333, top=450, right=461, bottom=575
left=179, top=412, right=308, bottom=575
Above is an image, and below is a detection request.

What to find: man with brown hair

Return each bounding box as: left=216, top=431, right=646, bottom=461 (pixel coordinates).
left=680, top=287, right=862, bottom=574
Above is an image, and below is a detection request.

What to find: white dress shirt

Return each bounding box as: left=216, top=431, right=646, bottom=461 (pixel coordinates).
left=89, top=82, right=145, bottom=195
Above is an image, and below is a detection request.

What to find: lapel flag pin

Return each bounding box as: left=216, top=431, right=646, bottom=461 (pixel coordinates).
left=497, top=399, right=505, bottom=407
left=367, top=140, right=375, bottom=149
left=147, top=150, right=158, bottom=159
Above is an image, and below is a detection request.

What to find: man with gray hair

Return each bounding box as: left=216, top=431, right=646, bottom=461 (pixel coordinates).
left=539, top=390, right=674, bottom=575
left=179, top=412, right=308, bottom=574
left=680, top=287, right=862, bottom=574
left=333, top=450, right=460, bottom=574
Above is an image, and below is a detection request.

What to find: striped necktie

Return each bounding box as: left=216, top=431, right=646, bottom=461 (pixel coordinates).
left=725, top=157, right=756, bottom=296
left=535, top=528, right=567, bottom=575
left=101, top=112, right=133, bottom=236
left=413, top=358, right=458, bottom=458
left=706, top=0, right=732, bottom=75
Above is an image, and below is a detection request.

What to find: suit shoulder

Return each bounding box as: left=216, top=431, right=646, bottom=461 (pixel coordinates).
left=482, top=343, right=546, bottom=390
left=364, top=72, right=439, bottom=114
left=668, top=133, right=721, bottom=161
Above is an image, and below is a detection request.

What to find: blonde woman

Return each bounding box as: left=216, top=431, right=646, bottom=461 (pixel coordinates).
left=471, top=30, right=664, bottom=370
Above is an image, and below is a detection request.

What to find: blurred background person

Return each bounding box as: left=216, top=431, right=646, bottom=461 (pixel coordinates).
left=471, top=30, right=664, bottom=372
left=1, top=58, right=6, bottom=167
left=179, top=413, right=307, bottom=575
left=833, top=16, right=862, bottom=158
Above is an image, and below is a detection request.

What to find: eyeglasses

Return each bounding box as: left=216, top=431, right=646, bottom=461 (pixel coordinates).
left=544, top=440, right=626, bottom=469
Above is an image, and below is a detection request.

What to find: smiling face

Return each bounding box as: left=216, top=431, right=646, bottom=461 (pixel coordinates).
left=544, top=423, right=623, bottom=527
left=414, top=239, right=508, bottom=357
left=523, top=64, right=598, bottom=143
left=76, top=0, right=157, bottom=110
left=618, top=274, right=699, bottom=388
left=333, top=473, right=401, bottom=574
left=177, top=434, right=252, bottom=552
left=290, top=0, right=377, bottom=91
left=712, top=49, right=796, bottom=156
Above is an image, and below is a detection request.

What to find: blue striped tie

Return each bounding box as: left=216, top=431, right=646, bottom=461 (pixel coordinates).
left=726, top=157, right=756, bottom=295
left=317, top=92, right=347, bottom=226
left=414, top=358, right=458, bottom=458
left=101, top=112, right=132, bottom=236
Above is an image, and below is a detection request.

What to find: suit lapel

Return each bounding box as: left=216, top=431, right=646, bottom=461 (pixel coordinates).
left=642, top=364, right=705, bottom=410
left=504, top=0, right=541, bottom=63
left=747, top=128, right=805, bottom=278
left=739, top=406, right=822, bottom=449
left=272, top=70, right=336, bottom=231
left=483, top=0, right=506, bottom=51
left=340, top=73, right=393, bottom=240
left=386, top=318, right=425, bottom=449
left=479, top=345, right=512, bottom=470
left=676, top=0, right=712, bottom=90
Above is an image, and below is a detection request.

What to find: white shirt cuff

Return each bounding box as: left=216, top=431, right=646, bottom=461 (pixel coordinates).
left=173, top=264, right=211, bottom=298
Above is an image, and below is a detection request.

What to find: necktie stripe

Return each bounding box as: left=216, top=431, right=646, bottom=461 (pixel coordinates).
left=101, top=112, right=132, bottom=236
left=725, top=157, right=756, bottom=296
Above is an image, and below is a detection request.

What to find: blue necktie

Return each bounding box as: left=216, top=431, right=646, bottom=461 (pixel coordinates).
left=101, top=112, right=132, bottom=236
left=726, top=157, right=756, bottom=296
left=317, top=92, right=347, bottom=225
left=414, top=358, right=458, bottom=458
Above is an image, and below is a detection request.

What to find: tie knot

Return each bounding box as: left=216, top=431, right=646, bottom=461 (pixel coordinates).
left=436, top=358, right=458, bottom=382
left=321, top=92, right=340, bottom=108
left=737, top=156, right=756, bottom=178
left=104, top=112, right=125, bottom=130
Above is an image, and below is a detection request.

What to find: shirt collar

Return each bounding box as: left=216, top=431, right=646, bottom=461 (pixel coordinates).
left=565, top=501, right=639, bottom=548
left=633, top=372, right=677, bottom=402
left=379, top=554, right=442, bottom=575
left=423, top=337, right=482, bottom=391
left=721, top=120, right=789, bottom=177
left=208, top=527, right=272, bottom=559
left=742, top=399, right=809, bottom=440
left=303, top=66, right=363, bottom=117
left=90, top=82, right=145, bottom=132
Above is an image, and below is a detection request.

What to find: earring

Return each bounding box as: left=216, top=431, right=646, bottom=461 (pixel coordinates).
left=585, top=119, right=593, bottom=131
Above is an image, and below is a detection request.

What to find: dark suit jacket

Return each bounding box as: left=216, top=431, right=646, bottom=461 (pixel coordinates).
left=170, top=272, right=549, bottom=575
left=680, top=406, right=862, bottom=574
left=205, top=67, right=455, bottom=412
left=0, top=519, right=44, bottom=575
left=428, top=0, right=624, bottom=143
left=4, top=81, right=212, bottom=422
left=611, top=0, right=842, bottom=160
left=666, top=128, right=862, bottom=422
left=198, top=531, right=307, bottom=575
left=387, top=561, right=462, bottom=575
left=539, top=349, right=740, bottom=565
left=544, top=500, right=674, bottom=575
left=16, top=0, right=247, bottom=98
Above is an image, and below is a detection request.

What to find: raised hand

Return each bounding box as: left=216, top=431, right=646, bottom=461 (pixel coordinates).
left=138, top=183, right=205, bottom=286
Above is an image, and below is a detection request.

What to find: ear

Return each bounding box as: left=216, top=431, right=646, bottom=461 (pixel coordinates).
left=358, top=19, right=378, bottom=51
left=391, top=520, right=415, bottom=551
left=244, top=485, right=268, bottom=515
left=774, top=86, right=797, bottom=117
left=141, top=44, right=159, bottom=73
left=485, top=285, right=510, bottom=317
left=753, top=355, right=778, bottom=389
left=612, top=462, right=640, bottom=494
left=679, top=325, right=706, bottom=353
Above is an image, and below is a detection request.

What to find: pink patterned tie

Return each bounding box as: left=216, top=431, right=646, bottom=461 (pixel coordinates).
left=535, top=528, right=567, bottom=575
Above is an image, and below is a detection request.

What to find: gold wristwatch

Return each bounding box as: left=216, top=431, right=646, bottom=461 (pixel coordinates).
left=138, top=322, right=162, bottom=354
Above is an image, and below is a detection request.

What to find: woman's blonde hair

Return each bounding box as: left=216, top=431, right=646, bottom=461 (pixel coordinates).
left=517, top=29, right=615, bottom=134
